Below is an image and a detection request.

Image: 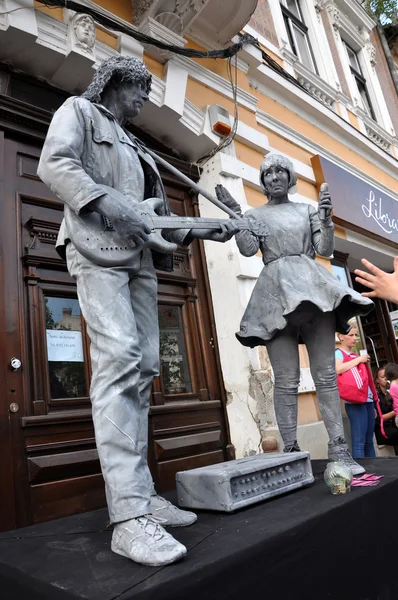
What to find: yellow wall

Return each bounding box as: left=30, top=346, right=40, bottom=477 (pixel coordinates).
left=34, top=1, right=63, bottom=20
left=185, top=78, right=258, bottom=128
left=347, top=110, right=360, bottom=130
left=34, top=0, right=132, bottom=22
left=96, top=28, right=117, bottom=49
left=255, top=94, right=398, bottom=193
left=144, top=55, right=164, bottom=79
left=95, top=0, right=132, bottom=22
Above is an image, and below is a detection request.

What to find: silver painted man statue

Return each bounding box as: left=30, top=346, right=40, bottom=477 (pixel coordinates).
left=38, top=56, right=237, bottom=567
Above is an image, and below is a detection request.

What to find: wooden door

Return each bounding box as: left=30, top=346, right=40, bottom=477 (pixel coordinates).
left=148, top=158, right=234, bottom=492
left=0, top=133, right=232, bottom=532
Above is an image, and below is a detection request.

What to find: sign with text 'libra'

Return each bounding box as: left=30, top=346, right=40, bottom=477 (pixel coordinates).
left=311, top=155, right=398, bottom=247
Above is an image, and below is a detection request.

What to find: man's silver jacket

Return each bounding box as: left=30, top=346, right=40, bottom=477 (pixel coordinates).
left=38, top=96, right=187, bottom=260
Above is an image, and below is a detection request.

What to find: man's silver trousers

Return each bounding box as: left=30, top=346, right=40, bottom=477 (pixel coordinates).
left=66, top=244, right=158, bottom=523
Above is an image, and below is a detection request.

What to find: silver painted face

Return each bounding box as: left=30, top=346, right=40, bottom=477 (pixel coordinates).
left=261, top=166, right=290, bottom=197
left=118, top=80, right=149, bottom=119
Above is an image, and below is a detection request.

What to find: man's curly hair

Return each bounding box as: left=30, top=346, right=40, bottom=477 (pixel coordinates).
left=82, top=56, right=152, bottom=103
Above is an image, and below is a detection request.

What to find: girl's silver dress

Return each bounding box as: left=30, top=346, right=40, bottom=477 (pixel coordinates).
left=236, top=202, right=373, bottom=347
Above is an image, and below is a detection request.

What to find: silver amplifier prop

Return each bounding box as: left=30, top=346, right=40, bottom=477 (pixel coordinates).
left=176, top=451, right=314, bottom=512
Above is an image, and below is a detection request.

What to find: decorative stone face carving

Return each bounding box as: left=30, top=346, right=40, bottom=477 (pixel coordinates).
left=133, top=0, right=258, bottom=47
left=132, top=0, right=154, bottom=26
left=327, top=3, right=340, bottom=31
left=365, top=42, right=376, bottom=68
left=132, top=0, right=209, bottom=34
left=313, top=0, right=328, bottom=21
left=72, top=13, right=96, bottom=52
left=175, top=0, right=206, bottom=26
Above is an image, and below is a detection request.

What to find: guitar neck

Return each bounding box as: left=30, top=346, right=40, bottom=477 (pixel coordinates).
left=150, top=216, right=245, bottom=230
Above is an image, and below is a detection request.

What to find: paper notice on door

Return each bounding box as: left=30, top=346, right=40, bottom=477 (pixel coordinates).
left=46, top=330, right=84, bottom=362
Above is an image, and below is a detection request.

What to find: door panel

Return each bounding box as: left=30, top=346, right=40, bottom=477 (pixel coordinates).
left=0, top=134, right=231, bottom=530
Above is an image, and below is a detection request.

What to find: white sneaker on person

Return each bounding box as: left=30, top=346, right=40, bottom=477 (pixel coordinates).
left=111, top=515, right=187, bottom=566
left=327, top=436, right=366, bottom=475
left=150, top=495, right=197, bottom=527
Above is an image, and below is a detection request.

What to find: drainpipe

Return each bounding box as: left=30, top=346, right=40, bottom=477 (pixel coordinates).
left=376, top=22, right=398, bottom=97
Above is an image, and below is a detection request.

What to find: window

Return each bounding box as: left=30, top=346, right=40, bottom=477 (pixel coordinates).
left=158, top=304, right=192, bottom=395
left=45, top=296, right=88, bottom=399
left=343, top=41, right=375, bottom=120
left=280, top=0, right=317, bottom=72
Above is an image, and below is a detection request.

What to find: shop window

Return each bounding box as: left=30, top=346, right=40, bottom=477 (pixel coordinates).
left=331, top=257, right=349, bottom=287
left=158, top=304, right=192, bottom=395
left=280, top=0, right=317, bottom=73
left=343, top=42, right=376, bottom=120
left=45, top=296, right=88, bottom=399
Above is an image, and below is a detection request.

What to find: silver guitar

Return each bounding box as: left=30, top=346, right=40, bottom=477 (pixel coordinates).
left=65, top=185, right=267, bottom=267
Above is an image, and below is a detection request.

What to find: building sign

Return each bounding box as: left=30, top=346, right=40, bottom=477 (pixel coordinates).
left=311, top=155, right=398, bottom=247
left=46, top=330, right=84, bottom=362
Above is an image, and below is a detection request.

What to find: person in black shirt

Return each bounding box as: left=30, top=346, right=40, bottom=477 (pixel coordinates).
left=374, top=366, right=398, bottom=450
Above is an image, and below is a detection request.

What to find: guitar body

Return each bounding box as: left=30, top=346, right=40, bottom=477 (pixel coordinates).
left=65, top=186, right=267, bottom=267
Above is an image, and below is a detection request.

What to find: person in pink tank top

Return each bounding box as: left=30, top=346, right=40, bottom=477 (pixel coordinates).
left=384, top=363, right=398, bottom=428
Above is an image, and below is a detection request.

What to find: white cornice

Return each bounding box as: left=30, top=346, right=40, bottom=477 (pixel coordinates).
left=293, top=61, right=338, bottom=109
left=334, top=0, right=375, bottom=31
left=173, top=55, right=258, bottom=112
left=256, top=108, right=398, bottom=200
left=355, top=107, right=395, bottom=151
left=337, top=10, right=367, bottom=48
left=181, top=98, right=205, bottom=135
left=36, top=10, right=66, bottom=53
left=148, top=73, right=165, bottom=107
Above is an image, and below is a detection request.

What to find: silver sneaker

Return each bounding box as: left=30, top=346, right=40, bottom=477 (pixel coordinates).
left=328, top=437, right=365, bottom=475
left=150, top=495, right=197, bottom=527
left=111, top=515, right=187, bottom=566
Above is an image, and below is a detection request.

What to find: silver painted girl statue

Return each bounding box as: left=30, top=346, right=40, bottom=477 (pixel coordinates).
left=216, top=152, right=374, bottom=475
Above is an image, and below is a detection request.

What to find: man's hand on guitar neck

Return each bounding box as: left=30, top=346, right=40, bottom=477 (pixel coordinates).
left=188, top=184, right=241, bottom=242
left=86, top=192, right=152, bottom=246
left=189, top=220, right=241, bottom=242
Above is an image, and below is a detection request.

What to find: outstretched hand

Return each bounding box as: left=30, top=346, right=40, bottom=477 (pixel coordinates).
left=354, top=257, right=398, bottom=303
left=215, top=184, right=242, bottom=217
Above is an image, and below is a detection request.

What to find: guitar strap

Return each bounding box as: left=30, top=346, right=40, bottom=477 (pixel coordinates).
left=125, top=131, right=174, bottom=272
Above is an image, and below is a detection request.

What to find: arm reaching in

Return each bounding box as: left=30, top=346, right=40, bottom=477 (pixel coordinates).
left=354, top=257, right=398, bottom=303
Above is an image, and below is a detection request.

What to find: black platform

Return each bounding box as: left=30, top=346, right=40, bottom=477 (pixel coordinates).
left=1, top=459, right=398, bottom=600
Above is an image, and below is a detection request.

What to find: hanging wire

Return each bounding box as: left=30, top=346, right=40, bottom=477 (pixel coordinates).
left=32, top=0, right=256, bottom=59
left=3, top=0, right=334, bottom=163
left=197, top=54, right=240, bottom=164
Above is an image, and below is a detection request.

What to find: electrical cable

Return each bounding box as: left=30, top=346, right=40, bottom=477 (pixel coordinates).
left=196, top=54, right=240, bottom=164
left=34, top=0, right=256, bottom=59
left=6, top=0, right=353, bottom=163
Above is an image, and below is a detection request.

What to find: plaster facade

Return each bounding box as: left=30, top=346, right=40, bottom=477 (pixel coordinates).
left=1, top=0, right=397, bottom=460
